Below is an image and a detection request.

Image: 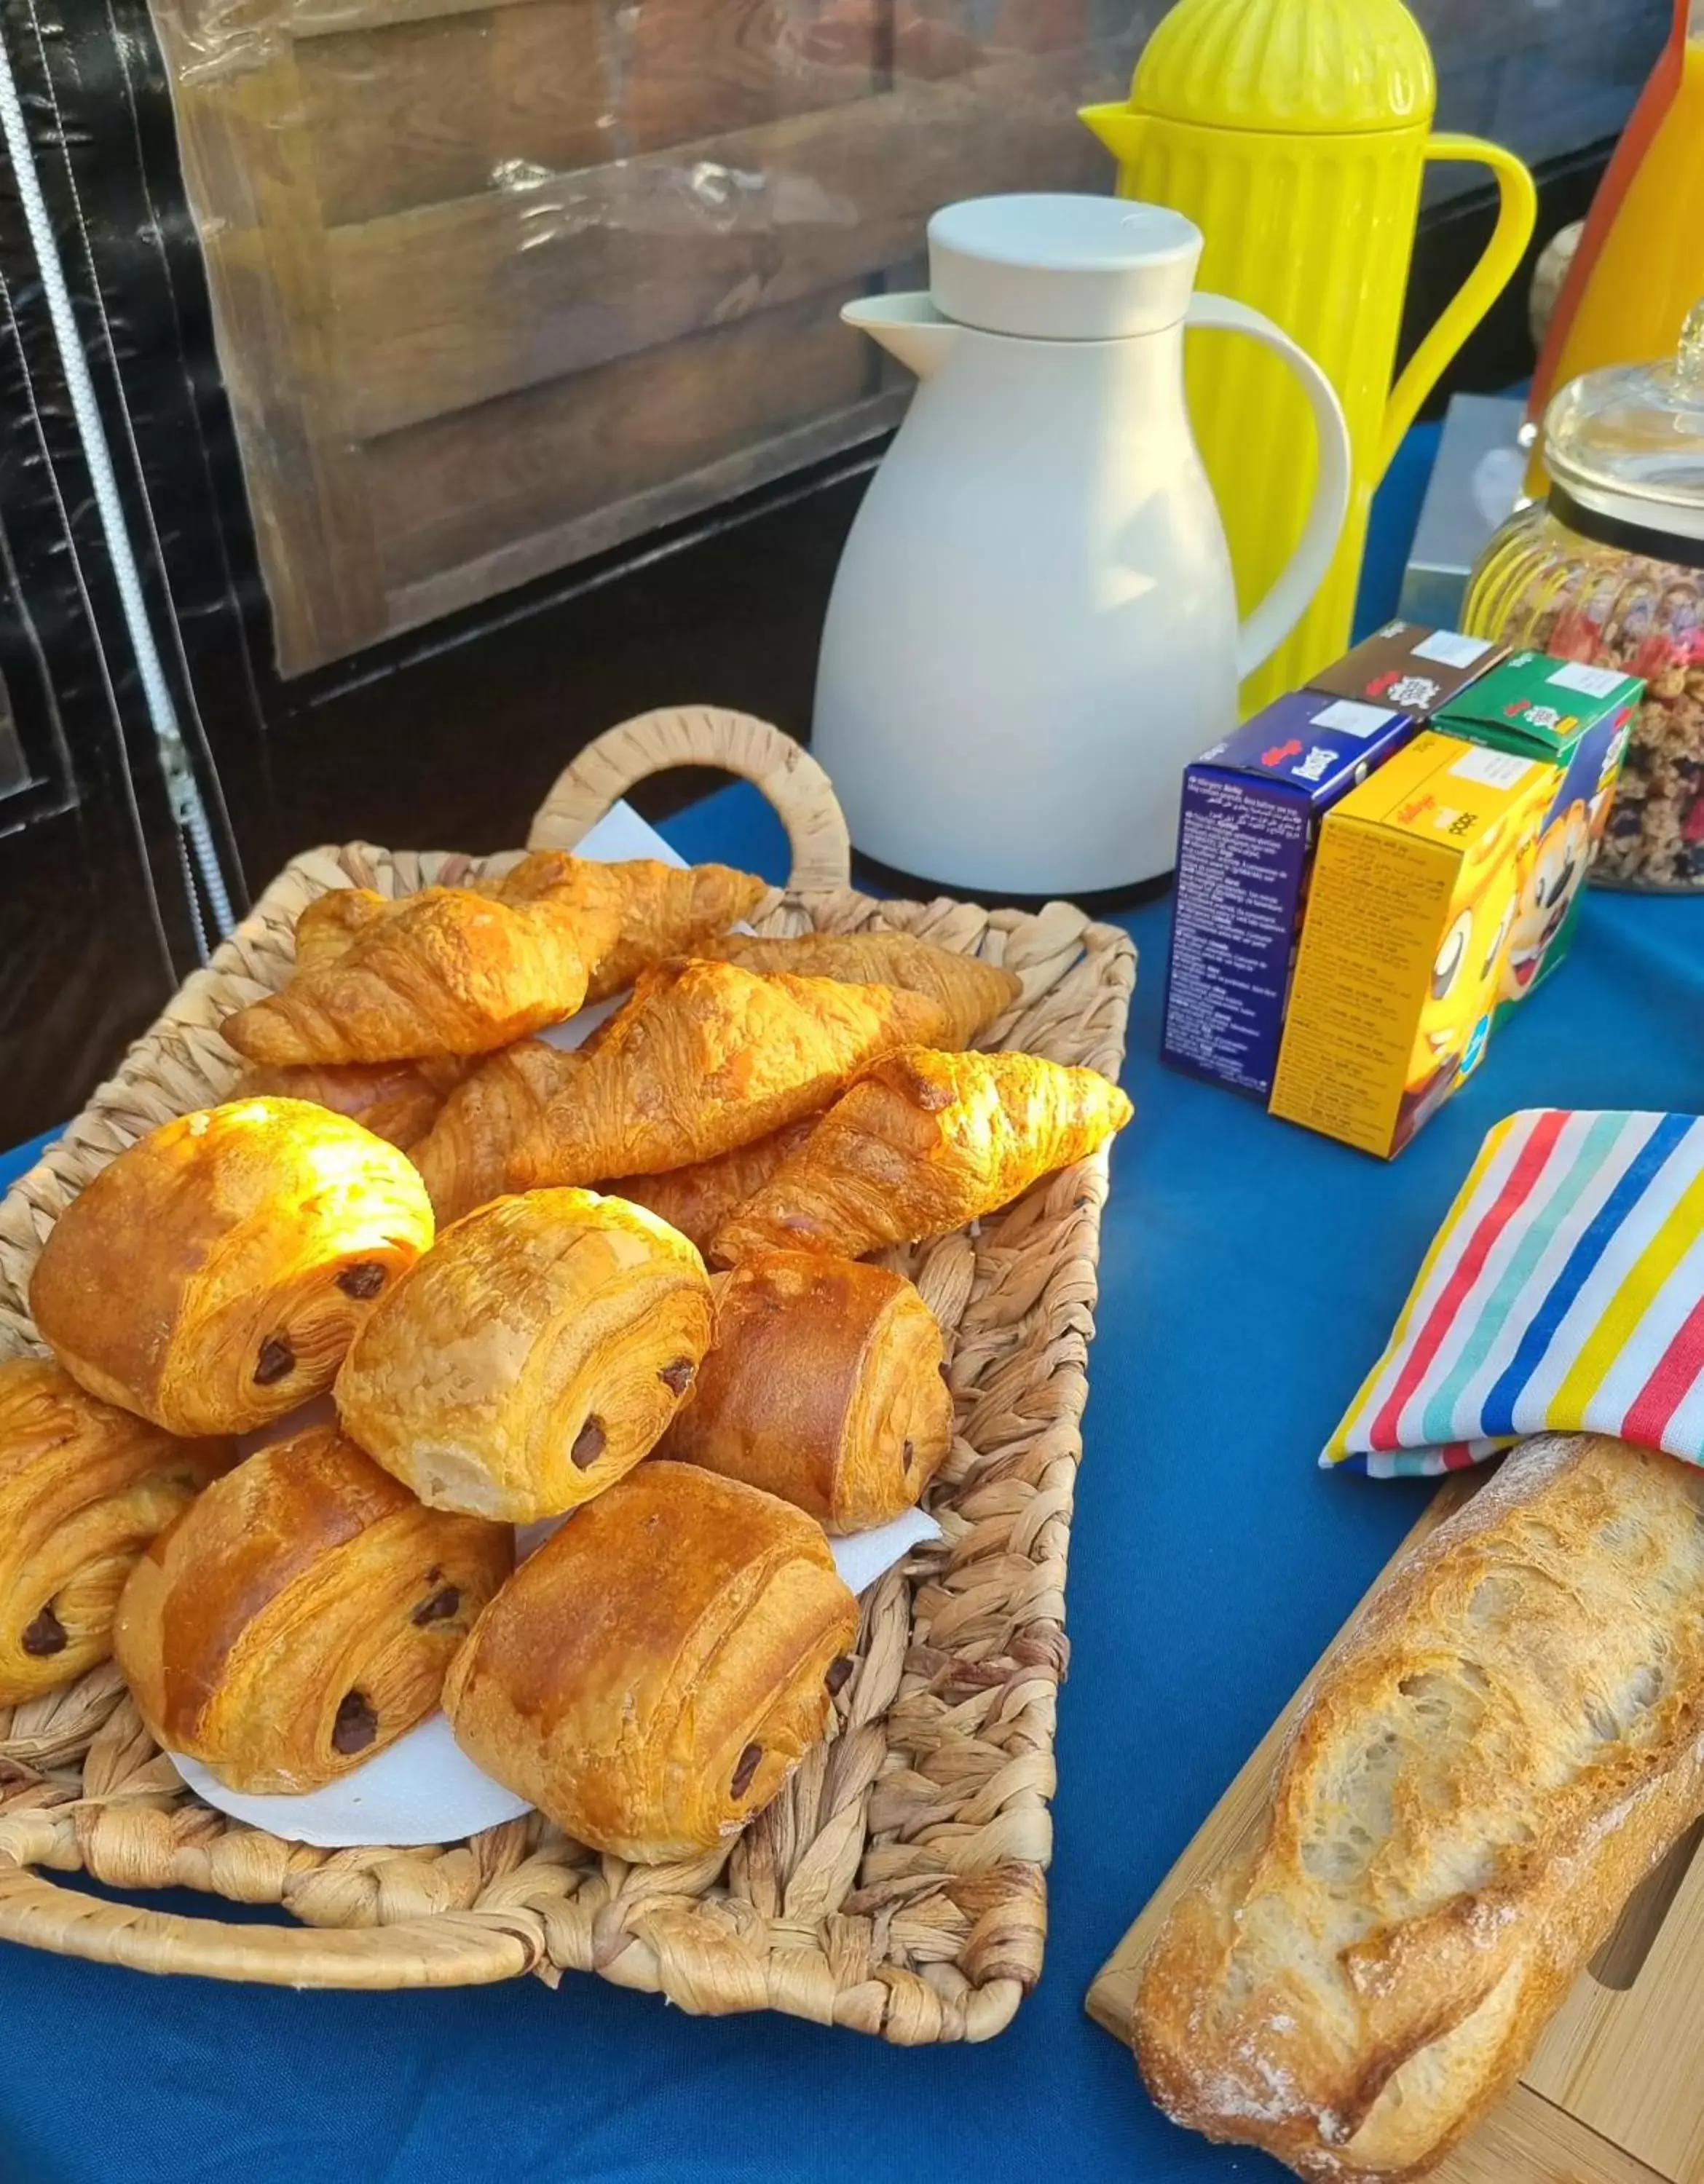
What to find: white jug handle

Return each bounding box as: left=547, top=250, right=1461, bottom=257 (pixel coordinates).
left=1185, top=292, right=1352, bottom=679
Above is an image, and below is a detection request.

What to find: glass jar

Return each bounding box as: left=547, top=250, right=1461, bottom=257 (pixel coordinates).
left=1465, top=298, right=1704, bottom=887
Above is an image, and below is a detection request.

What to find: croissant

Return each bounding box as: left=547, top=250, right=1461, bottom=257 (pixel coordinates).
left=443, top=1462, right=858, bottom=1861
left=543, top=855, right=766, bottom=1000
left=291, top=887, right=390, bottom=970
left=232, top=1056, right=471, bottom=1152
left=508, top=959, right=949, bottom=1188
left=659, top=1251, right=952, bottom=1531
left=0, top=1359, right=234, bottom=1705
left=30, top=1099, right=435, bottom=1436
left=408, top=1039, right=581, bottom=1223
left=291, top=869, right=568, bottom=970
left=114, top=1425, right=511, bottom=1794
left=292, top=871, right=559, bottom=970
left=704, top=931, right=1020, bottom=1046
left=336, top=1188, right=713, bottom=1521
left=612, top=1118, right=820, bottom=1254
left=221, top=877, right=621, bottom=1067
left=711, top=1046, right=1134, bottom=1263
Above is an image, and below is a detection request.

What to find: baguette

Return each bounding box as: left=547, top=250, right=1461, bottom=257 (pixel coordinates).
left=1135, top=1433, right=1704, bottom=2182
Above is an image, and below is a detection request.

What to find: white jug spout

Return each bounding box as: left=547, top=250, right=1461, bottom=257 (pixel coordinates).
left=841, top=295, right=959, bottom=380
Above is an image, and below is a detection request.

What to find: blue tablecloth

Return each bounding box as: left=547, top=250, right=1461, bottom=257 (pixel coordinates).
left=6, top=791, right=1703, bottom=2184
left=7, top=520, right=1704, bottom=2180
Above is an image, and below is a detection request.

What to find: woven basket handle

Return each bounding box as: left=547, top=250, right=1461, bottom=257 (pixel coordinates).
left=0, top=1853, right=540, bottom=1988
left=527, top=705, right=851, bottom=892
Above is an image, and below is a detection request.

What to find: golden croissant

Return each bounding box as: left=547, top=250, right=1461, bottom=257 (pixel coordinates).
left=409, top=1039, right=582, bottom=1223
left=29, top=1098, right=435, bottom=1436
left=233, top=1056, right=471, bottom=1152
left=443, top=1462, right=858, bottom=1861
left=226, top=853, right=762, bottom=1067
left=299, top=852, right=759, bottom=963
left=221, top=877, right=620, bottom=1067
left=291, top=887, right=390, bottom=970
left=711, top=1046, right=1133, bottom=1262
left=0, top=1358, right=234, bottom=1705
left=288, top=871, right=545, bottom=971
left=542, top=855, right=766, bottom=1000
left=659, top=1251, right=952, bottom=1531
left=114, top=1425, right=511, bottom=1794
left=613, top=1117, right=819, bottom=1254
left=336, top=1189, right=713, bottom=1522
left=508, top=958, right=949, bottom=1188
left=704, top=931, right=1020, bottom=1046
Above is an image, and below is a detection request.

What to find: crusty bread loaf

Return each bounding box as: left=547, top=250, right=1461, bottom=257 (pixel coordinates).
left=1135, top=1433, right=1704, bottom=2183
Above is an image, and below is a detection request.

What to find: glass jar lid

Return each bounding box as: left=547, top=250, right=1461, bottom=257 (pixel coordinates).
left=1545, top=299, right=1704, bottom=549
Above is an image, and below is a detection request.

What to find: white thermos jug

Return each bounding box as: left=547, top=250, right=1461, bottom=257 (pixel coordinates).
left=813, top=194, right=1351, bottom=893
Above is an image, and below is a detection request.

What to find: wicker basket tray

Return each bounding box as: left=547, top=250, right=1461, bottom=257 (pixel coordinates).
left=0, top=708, right=1135, bottom=2041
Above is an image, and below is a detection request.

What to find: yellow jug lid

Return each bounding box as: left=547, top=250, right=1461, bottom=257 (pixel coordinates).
left=1128, top=0, right=1436, bottom=133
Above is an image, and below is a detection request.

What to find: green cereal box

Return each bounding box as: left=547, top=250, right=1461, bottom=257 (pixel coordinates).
left=1432, top=649, right=1639, bottom=1005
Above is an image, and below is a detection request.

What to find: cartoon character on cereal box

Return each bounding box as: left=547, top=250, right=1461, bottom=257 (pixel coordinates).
left=1395, top=808, right=1535, bottom=1150
left=1499, top=800, right=1590, bottom=1001
left=1498, top=717, right=1630, bottom=1003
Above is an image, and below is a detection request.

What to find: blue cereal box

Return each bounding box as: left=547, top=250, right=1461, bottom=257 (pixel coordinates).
left=1161, top=692, right=1419, bottom=1099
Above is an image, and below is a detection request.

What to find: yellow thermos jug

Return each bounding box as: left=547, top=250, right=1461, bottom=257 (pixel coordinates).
left=1082, top=0, right=1536, bottom=713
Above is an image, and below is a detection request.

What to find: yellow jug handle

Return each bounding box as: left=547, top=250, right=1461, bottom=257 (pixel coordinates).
left=1376, top=135, right=1537, bottom=480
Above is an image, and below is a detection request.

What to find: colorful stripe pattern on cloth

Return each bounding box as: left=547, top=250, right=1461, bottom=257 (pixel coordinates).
left=1325, top=1110, right=1704, bottom=1476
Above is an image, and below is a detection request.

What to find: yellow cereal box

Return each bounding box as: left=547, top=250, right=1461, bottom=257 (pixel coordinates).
left=1269, top=731, right=1558, bottom=1158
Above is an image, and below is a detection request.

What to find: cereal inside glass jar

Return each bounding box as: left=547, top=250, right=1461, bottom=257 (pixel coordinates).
left=1464, top=299, right=1704, bottom=890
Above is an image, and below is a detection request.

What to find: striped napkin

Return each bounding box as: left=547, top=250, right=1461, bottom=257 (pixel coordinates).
left=1325, top=1109, right=1704, bottom=1477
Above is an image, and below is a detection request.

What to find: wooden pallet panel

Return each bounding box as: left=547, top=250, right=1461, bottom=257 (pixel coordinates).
left=297, top=0, right=880, bottom=229
left=326, top=49, right=1113, bottom=439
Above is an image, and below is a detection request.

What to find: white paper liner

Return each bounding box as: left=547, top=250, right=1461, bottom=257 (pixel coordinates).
left=172, top=1714, right=534, bottom=1849
left=178, top=802, right=938, bottom=1845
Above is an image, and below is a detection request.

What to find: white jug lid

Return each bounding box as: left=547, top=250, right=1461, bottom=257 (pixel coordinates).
left=927, top=195, right=1203, bottom=341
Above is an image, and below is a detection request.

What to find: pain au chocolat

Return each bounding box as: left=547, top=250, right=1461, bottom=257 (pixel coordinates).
left=336, top=1189, right=712, bottom=1522
left=659, top=1251, right=952, bottom=1532
left=443, top=1462, right=858, bottom=1861
left=114, top=1424, right=510, bottom=1794
left=30, top=1099, right=435, bottom=1437
left=0, top=1358, right=234, bottom=1706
